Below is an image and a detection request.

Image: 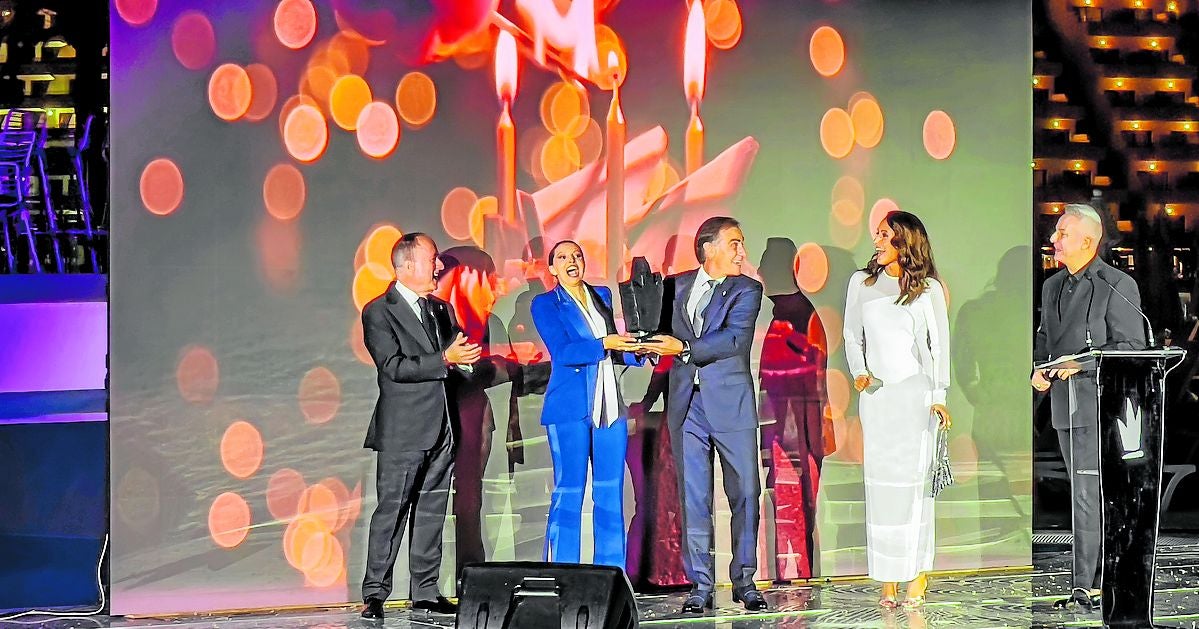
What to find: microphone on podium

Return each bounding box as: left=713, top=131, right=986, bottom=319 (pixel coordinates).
left=1095, top=268, right=1155, bottom=348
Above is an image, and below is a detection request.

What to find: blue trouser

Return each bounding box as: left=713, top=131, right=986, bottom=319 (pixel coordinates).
left=670, top=393, right=761, bottom=593
left=544, top=416, right=628, bottom=567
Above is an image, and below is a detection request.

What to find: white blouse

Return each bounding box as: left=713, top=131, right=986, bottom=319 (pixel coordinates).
left=571, top=289, right=620, bottom=427
left=843, top=270, right=951, bottom=405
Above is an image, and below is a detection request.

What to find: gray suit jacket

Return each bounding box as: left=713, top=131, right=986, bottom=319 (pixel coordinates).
left=1034, top=257, right=1147, bottom=429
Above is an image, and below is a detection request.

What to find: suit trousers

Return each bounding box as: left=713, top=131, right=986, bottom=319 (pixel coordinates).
left=1057, top=425, right=1102, bottom=590
left=362, top=425, right=454, bottom=602
left=669, top=389, right=761, bottom=593
left=544, top=416, right=628, bottom=567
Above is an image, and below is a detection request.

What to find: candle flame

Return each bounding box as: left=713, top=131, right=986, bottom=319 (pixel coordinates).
left=683, top=0, right=706, bottom=102
left=495, top=30, right=518, bottom=101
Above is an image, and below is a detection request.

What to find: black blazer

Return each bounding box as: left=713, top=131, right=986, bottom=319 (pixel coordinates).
left=362, top=283, right=465, bottom=452
left=1034, top=257, right=1147, bottom=429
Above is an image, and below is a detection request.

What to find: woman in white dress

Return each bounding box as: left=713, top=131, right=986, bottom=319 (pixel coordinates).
left=842, top=211, right=951, bottom=609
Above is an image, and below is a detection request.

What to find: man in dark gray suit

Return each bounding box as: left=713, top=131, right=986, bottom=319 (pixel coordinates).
left=359, top=233, right=481, bottom=620
left=1032, top=203, right=1147, bottom=605
left=652, top=217, right=768, bottom=613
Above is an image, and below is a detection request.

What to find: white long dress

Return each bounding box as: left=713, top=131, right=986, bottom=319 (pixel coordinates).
left=842, top=269, right=950, bottom=582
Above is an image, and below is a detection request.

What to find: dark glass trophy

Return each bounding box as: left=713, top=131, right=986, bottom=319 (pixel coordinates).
left=617, top=257, right=663, bottom=342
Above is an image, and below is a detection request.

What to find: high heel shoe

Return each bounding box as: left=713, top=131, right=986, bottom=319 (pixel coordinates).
left=879, top=582, right=900, bottom=609
left=903, top=573, right=928, bottom=608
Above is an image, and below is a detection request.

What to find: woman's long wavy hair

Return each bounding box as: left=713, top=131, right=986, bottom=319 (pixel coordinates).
left=863, top=211, right=939, bottom=305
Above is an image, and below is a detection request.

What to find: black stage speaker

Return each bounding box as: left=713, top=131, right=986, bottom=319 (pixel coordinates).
left=456, top=562, right=639, bottom=628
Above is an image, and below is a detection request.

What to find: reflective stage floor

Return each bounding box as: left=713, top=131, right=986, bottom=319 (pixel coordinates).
left=9, top=540, right=1199, bottom=628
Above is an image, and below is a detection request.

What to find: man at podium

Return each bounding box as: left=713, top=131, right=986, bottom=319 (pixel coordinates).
left=1031, top=203, right=1147, bottom=605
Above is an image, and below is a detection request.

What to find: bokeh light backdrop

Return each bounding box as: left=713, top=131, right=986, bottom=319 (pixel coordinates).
left=111, top=0, right=1032, bottom=614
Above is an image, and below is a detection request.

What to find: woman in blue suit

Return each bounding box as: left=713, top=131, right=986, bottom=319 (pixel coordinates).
left=531, top=240, right=643, bottom=567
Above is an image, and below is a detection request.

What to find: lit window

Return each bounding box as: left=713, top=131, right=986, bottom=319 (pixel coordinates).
left=1116, top=79, right=1125, bottom=88
left=1098, top=38, right=1108, bottom=47
left=1148, top=162, right=1158, bottom=171
left=1132, top=121, right=1141, bottom=129
left=1053, top=120, right=1062, bottom=128
left=1185, top=122, right=1194, bottom=131
left=1166, top=206, right=1175, bottom=216
left=1135, top=0, right=1144, bottom=7
left=1074, top=161, right=1083, bottom=170
left=1168, top=80, right=1176, bottom=89
left=1150, top=40, right=1159, bottom=49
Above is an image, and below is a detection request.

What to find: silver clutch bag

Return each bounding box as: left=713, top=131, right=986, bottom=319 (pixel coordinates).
left=927, top=425, right=954, bottom=498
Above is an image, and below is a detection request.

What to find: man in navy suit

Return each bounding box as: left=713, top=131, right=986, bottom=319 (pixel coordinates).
left=651, top=216, right=767, bottom=613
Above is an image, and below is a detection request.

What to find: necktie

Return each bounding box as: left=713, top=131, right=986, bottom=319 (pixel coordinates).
left=692, top=279, right=717, bottom=336
left=417, top=297, right=439, bottom=347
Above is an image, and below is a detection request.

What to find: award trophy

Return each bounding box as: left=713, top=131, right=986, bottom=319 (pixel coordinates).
left=617, top=257, right=664, bottom=342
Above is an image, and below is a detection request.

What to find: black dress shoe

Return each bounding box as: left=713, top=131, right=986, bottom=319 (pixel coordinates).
left=733, top=587, right=768, bottom=611
left=680, top=591, right=714, bottom=614
left=413, top=596, right=458, bottom=615
left=1071, top=588, right=1101, bottom=611
left=360, top=598, right=384, bottom=620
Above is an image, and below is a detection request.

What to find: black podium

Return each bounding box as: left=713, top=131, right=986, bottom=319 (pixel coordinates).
left=1038, top=348, right=1187, bottom=628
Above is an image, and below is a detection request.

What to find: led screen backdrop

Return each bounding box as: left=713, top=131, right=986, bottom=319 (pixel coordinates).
left=111, top=0, right=1032, bottom=614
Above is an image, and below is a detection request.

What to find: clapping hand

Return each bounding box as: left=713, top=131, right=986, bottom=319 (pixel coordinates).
left=445, top=332, right=482, bottom=365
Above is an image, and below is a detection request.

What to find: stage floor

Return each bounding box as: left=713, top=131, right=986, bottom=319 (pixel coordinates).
left=9, top=540, right=1199, bottom=628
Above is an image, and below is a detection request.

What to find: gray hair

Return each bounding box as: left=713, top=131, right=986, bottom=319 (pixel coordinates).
left=1062, top=203, right=1104, bottom=243
left=391, top=232, right=432, bottom=266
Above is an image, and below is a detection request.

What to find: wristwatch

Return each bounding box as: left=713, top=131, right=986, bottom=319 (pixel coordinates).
left=680, top=340, right=691, bottom=363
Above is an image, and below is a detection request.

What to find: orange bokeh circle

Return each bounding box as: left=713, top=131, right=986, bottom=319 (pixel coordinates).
left=244, top=64, right=279, bottom=122
left=283, top=104, right=329, bottom=162
left=396, top=71, right=437, bottom=128
left=923, top=110, right=957, bottom=160
left=115, top=0, right=156, bottom=26
left=705, top=0, right=743, bottom=50
left=868, top=198, right=901, bottom=238
left=441, top=187, right=477, bottom=241
left=299, top=366, right=341, bottom=424
left=208, top=63, right=252, bottom=122
left=356, top=101, right=401, bottom=159
left=541, top=134, right=582, bottom=182
left=263, top=163, right=306, bottom=221
left=208, top=492, right=251, bottom=548
left=267, top=468, right=307, bottom=521
left=819, top=108, right=854, bottom=159
left=809, top=26, right=845, bottom=77
left=176, top=344, right=218, bottom=404
left=171, top=11, right=215, bottom=71
left=298, top=483, right=340, bottom=532
left=468, top=196, right=498, bottom=248
left=274, top=0, right=317, bottom=49
left=794, top=242, right=829, bottom=293
left=850, top=95, right=884, bottom=148
left=352, top=263, right=393, bottom=311
left=330, top=74, right=373, bottom=131
left=220, top=420, right=264, bottom=479
left=364, top=224, right=403, bottom=269
left=140, top=158, right=184, bottom=216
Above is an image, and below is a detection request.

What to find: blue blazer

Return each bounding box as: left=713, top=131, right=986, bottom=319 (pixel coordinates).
left=664, top=271, right=764, bottom=432
left=531, top=284, right=641, bottom=426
